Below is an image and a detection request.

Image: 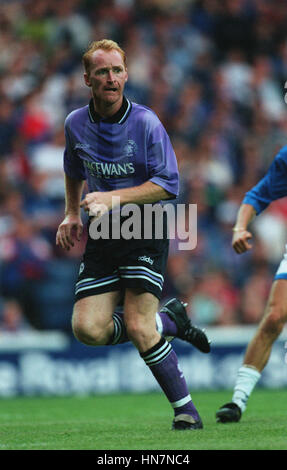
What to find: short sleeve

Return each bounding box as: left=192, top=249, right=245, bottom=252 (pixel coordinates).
left=147, top=120, right=179, bottom=199
left=63, top=117, right=86, bottom=181
left=243, top=149, right=287, bottom=214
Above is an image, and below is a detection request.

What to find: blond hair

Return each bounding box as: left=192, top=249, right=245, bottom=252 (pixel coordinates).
left=82, top=39, right=127, bottom=75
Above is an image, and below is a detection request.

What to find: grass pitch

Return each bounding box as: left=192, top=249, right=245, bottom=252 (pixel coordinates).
left=0, top=389, right=286, bottom=450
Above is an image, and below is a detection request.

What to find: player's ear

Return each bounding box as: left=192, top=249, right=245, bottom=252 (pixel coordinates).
left=84, top=72, right=91, bottom=87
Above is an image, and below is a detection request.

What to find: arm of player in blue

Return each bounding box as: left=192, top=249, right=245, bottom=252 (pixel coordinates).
left=243, top=146, right=287, bottom=215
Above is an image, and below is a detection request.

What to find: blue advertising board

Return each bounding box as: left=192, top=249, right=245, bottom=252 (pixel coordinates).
left=0, top=327, right=286, bottom=397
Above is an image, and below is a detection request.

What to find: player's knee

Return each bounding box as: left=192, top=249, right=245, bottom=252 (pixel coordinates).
left=125, top=319, right=143, bottom=342
left=125, top=316, right=150, bottom=344
left=261, top=303, right=286, bottom=338
left=72, top=315, right=107, bottom=346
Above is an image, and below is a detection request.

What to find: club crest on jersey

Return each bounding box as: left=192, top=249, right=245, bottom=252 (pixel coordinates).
left=74, top=143, right=91, bottom=151
left=123, top=140, right=138, bottom=158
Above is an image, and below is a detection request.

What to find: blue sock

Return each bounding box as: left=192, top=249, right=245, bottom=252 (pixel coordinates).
left=156, top=311, right=178, bottom=337
left=108, top=312, right=129, bottom=345
left=140, top=337, right=200, bottom=420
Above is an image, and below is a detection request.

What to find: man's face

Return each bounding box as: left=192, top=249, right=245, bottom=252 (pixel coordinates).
left=84, top=49, right=128, bottom=108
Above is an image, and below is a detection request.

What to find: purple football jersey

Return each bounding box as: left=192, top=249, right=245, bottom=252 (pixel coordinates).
left=63, top=96, right=179, bottom=198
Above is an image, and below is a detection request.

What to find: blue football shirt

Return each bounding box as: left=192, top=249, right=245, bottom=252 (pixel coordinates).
left=243, top=145, right=287, bottom=214
left=63, top=96, right=179, bottom=199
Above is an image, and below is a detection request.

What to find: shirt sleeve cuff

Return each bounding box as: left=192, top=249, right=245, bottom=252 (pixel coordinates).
left=242, top=195, right=268, bottom=215
left=150, top=176, right=179, bottom=199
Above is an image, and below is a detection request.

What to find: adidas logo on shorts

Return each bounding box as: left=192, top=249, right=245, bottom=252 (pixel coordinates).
left=138, top=255, right=154, bottom=265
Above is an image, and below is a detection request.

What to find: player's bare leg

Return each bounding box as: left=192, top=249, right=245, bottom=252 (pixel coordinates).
left=244, top=279, right=287, bottom=371
left=124, top=288, right=203, bottom=430
left=216, top=279, right=287, bottom=423
left=72, top=291, right=121, bottom=345
left=73, top=288, right=211, bottom=349
left=123, top=288, right=160, bottom=352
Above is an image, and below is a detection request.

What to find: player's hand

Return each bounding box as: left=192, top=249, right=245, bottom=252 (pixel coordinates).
left=80, top=191, right=116, bottom=219
left=56, top=214, right=83, bottom=251
left=232, top=229, right=253, bottom=254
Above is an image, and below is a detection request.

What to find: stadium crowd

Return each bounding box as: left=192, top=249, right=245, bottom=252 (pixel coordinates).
left=0, top=0, right=287, bottom=332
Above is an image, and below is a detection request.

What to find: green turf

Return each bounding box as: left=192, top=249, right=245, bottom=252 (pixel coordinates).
left=0, top=389, right=286, bottom=450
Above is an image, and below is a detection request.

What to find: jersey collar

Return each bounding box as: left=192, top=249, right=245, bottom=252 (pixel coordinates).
left=88, top=96, right=132, bottom=124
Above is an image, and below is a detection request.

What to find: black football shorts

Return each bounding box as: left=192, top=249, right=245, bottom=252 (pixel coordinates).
left=74, top=220, right=169, bottom=302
